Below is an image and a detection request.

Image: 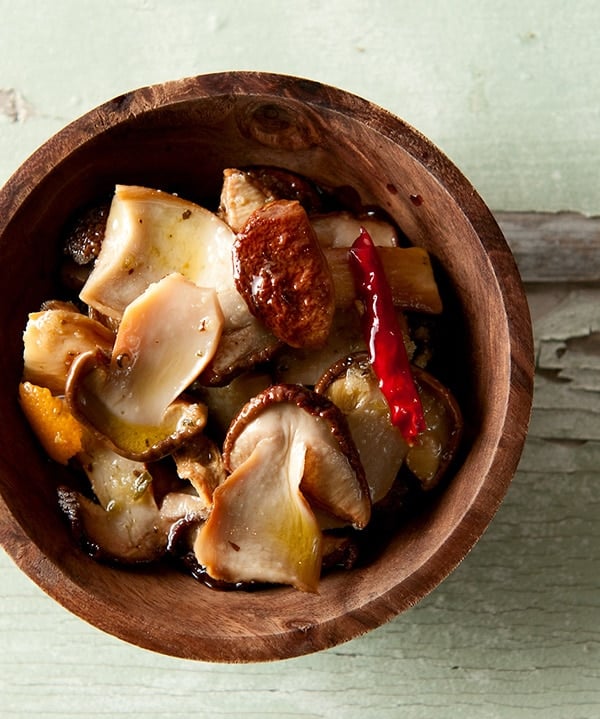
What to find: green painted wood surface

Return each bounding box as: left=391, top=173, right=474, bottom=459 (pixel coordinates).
left=1, top=2, right=598, bottom=717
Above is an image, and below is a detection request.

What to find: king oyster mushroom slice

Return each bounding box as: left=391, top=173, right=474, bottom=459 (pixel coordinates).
left=66, top=273, right=221, bottom=461
left=315, top=353, right=411, bottom=504
left=23, top=304, right=114, bottom=395
left=194, top=384, right=371, bottom=592
left=58, top=436, right=208, bottom=564
left=79, top=185, right=248, bottom=329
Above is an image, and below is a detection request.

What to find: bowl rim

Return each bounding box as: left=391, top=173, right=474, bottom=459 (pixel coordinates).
left=0, top=70, right=535, bottom=662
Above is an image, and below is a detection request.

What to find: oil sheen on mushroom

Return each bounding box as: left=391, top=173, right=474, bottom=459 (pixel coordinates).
left=194, top=384, right=371, bottom=591
left=67, top=273, right=222, bottom=461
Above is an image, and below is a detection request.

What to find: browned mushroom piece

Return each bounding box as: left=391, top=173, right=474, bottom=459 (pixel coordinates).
left=217, top=168, right=272, bottom=232
left=243, top=166, right=325, bottom=214
left=63, top=201, right=110, bottom=266
left=198, top=317, right=282, bottom=387
left=218, top=167, right=325, bottom=233
left=172, top=433, right=227, bottom=507
left=193, top=384, right=371, bottom=592
left=232, top=199, right=335, bottom=349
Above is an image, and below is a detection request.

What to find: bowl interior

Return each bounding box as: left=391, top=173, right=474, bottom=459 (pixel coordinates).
left=0, top=72, right=533, bottom=662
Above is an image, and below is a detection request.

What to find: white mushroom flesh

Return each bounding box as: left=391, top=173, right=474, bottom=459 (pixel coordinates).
left=311, top=212, right=398, bottom=248
left=228, top=401, right=370, bottom=529
left=194, top=435, right=322, bottom=592
left=79, top=185, right=248, bottom=328
left=106, top=272, right=223, bottom=425
left=23, top=308, right=114, bottom=395
left=321, top=361, right=409, bottom=504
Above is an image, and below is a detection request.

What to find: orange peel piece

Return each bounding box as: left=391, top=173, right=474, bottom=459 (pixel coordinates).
left=19, top=381, right=83, bottom=464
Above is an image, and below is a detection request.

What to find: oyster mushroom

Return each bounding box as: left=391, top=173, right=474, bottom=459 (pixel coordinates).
left=67, top=273, right=221, bottom=461
left=194, top=384, right=370, bottom=592
left=58, top=436, right=209, bottom=564
left=232, top=199, right=335, bottom=349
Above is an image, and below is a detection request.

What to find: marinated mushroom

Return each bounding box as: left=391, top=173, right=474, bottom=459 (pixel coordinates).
left=316, top=352, right=463, bottom=496
left=79, top=185, right=248, bottom=329
left=19, top=166, right=464, bottom=593
left=58, top=436, right=209, bottom=564
left=232, top=200, right=335, bottom=349
left=218, top=166, right=325, bottom=232
left=218, top=167, right=272, bottom=232
left=405, top=366, right=464, bottom=490
left=67, top=273, right=221, bottom=461
left=194, top=384, right=370, bottom=591
left=311, top=211, right=399, bottom=249
left=315, top=353, right=410, bottom=504
left=326, top=245, right=443, bottom=313
left=23, top=304, right=114, bottom=395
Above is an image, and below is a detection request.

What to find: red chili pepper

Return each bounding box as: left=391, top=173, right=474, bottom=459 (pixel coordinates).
left=349, top=228, right=426, bottom=445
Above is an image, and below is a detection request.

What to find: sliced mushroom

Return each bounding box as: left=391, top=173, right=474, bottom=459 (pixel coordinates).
left=243, top=166, right=324, bottom=214
left=311, top=211, right=399, bottom=248
left=405, top=367, right=463, bottom=490
left=79, top=185, right=246, bottom=327
left=315, top=353, right=410, bottom=504
left=218, top=168, right=272, bottom=232
left=193, top=384, right=371, bottom=592
left=274, top=309, right=366, bottom=386
left=23, top=306, right=114, bottom=395
left=223, top=384, right=370, bottom=528
left=192, top=369, right=273, bottom=438
left=66, top=273, right=221, bottom=460
left=194, top=435, right=323, bottom=592
left=325, top=245, right=443, bottom=313
left=58, top=436, right=208, bottom=564
left=63, top=200, right=110, bottom=266
left=199, top=316, right=282, bottom=387
left=317, top=353, right=463, bottom=496
left=172, top=434, right=227, bottom=508
left=233, top=200, right=335, bottom=348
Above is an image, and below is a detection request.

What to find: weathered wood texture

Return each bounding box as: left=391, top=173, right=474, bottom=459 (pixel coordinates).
left=497, top=212, right=600, bottom=283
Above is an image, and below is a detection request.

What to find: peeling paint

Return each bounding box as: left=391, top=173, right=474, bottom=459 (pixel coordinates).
left=0, top=88, right=34, bottom=123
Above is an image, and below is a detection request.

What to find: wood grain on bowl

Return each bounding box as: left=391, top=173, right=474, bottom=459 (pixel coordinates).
left=0, top=71, right=534, bottom=662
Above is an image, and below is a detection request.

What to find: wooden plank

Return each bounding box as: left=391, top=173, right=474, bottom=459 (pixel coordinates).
left=495, top=211, right=600, bottom=283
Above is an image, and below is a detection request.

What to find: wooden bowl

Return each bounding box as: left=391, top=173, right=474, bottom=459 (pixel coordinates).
left=0, top=72, right=534, bottom=662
